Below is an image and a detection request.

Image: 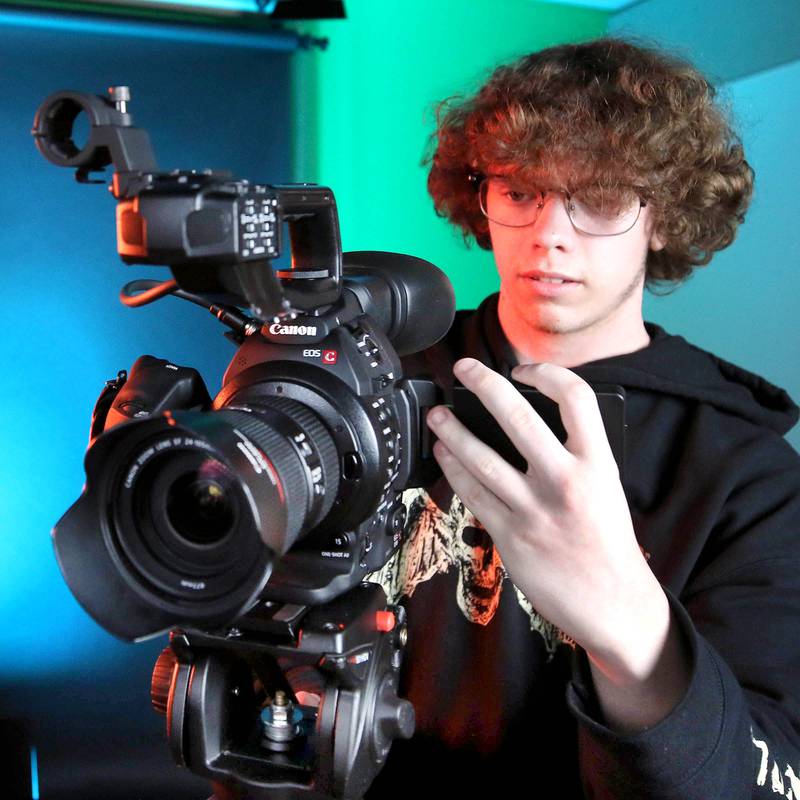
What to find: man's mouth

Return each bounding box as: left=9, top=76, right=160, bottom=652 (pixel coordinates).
left=519, top=271, right=583, bottom=297
left=523, top=271, right=580, bottom=284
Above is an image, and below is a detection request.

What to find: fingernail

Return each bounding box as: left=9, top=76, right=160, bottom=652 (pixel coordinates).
left=513, top=362, right=546, bottom=376
left=428, top=407, right=448, bottom=425
left=433, top=441, right=450, bottom=459
left=455, top=358, right=476, bottom=375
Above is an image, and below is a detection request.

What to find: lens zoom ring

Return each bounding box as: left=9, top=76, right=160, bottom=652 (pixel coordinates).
left=218, top=409, right=308, bottom=547
left=256, top=397, right=340, bottom=520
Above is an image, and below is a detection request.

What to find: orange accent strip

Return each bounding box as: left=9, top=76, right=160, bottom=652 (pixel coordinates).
left=116, top=197, right=148, bottom=258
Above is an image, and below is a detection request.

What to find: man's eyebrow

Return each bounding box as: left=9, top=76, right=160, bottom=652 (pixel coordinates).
left=485, top=170, right=515, bottom=179
left=486, top=166, right=565, bottom=183
left=487, top=173, right=559, bottom=190
left=487, top=171, right=544, bottom=182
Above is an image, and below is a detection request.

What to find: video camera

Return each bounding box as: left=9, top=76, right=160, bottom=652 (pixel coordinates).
left=33, top=87, right=455, bottom=800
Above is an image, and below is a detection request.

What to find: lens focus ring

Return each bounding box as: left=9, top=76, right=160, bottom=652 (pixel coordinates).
left=218, top=399, right=339, bottom=545
left=252, top=396, right=340, bottom=520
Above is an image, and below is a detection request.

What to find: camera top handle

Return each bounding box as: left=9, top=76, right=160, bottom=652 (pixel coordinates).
left=32, top=87, right=343, bottom=319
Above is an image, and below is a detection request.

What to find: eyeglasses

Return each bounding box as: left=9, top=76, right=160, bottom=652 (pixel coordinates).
left=473, top=174, right=646, bottom=237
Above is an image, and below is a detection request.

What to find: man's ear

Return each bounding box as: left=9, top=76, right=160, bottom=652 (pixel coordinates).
left=643, top=207, right=665, bottom=251
left=649, top=228, right=666, bottom=252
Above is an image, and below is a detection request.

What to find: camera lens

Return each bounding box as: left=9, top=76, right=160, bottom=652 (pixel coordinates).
left=111, top=401, right=339, bottom=606
left=123, top=446, right=248, bottom=601
left=51, top=396, right=342, bottom=640
left=166, top=461, right=238, bottom=546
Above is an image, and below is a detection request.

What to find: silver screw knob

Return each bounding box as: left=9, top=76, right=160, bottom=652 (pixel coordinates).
left=108, top=86, right=131, bottom=113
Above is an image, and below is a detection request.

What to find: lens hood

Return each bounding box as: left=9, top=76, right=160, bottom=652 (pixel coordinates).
left=52, top=414, right=278, bottom=641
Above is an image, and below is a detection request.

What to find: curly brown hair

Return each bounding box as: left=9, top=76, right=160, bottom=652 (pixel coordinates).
left=427, top=37, right=754, bottom=288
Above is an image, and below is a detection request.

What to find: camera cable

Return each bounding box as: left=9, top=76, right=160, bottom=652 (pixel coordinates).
left=121, top=279, right=261, bottom=340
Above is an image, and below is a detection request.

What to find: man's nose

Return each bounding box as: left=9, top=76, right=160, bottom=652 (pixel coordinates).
left=529, top=193, right=574, bottom=250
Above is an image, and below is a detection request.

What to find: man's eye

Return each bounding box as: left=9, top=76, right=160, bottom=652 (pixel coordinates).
left=504, top=190, right=537, bottom=203
left=572, top=187, right=637, bottom=217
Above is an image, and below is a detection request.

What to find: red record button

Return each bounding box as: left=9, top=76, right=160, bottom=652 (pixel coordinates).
left=375, top=611, right=396, bottom=632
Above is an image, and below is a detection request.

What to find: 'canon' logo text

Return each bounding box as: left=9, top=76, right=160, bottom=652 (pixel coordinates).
left=268, top=322, right=318, bottom=336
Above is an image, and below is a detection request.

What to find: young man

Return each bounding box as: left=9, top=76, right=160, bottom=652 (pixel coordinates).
left=367, top=38, right=800, bottom=798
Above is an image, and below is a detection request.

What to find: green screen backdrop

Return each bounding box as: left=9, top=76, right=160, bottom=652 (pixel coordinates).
left=290, top=0, right=607, bottom=309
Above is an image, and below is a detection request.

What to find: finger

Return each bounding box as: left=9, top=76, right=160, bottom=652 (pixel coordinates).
left=452, top=358, right=568, bottom=477
left=510, top=363, right=612, bottom=461
left=427, top=405, right=530, bottom=509
left=432, top=438, right=512, bottom=530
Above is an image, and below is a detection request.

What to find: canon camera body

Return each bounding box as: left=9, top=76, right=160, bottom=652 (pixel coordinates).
left=33, top=87, right=455, bottom=799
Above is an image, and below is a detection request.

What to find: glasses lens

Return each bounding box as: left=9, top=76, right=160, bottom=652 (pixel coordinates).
left=569, top=187, right=642, bottom=236
left=479, top=178, right=642, bottom=236
left=480, top=178, right=544, bottom=227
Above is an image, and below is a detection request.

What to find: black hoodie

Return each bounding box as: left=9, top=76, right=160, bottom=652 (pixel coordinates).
left=366, top=294, right=800, bottom=800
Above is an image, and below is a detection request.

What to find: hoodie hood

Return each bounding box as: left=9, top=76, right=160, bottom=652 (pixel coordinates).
left=471, top=294, right=799, bottom=437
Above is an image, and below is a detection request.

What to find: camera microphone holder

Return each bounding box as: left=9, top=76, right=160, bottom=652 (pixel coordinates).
left=31, top=86, right=157, bottom=189
left=152, top=582, right=414, bottom=800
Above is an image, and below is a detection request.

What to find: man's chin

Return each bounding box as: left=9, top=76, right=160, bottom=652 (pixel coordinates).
left=526, top=312, right=583, bottom=336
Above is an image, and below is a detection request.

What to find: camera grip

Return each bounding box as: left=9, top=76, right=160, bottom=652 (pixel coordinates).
left=102, top=355, right=212, bottom=432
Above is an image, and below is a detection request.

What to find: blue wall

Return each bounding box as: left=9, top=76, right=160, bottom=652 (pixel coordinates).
left=0, top=16, right=292, bottom=797
left=609, top=2, right=800, bottom=452
left=642, top=59, right=800, bottom=452
left=610, top=0, right=800, bottom=82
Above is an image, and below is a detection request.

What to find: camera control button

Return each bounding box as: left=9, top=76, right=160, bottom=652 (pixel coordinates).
left=375, top=611, right=396, bottom=632
left=387, top=504, right=406, bottom=536
left=372, top=375, right=392, bottom=392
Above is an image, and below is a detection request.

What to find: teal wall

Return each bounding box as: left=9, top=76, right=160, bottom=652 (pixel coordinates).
left=290, top=0, right=607, bottom=309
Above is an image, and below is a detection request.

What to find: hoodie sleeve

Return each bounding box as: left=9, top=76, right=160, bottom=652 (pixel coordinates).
left=566, top=430, right=800, bottom=800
